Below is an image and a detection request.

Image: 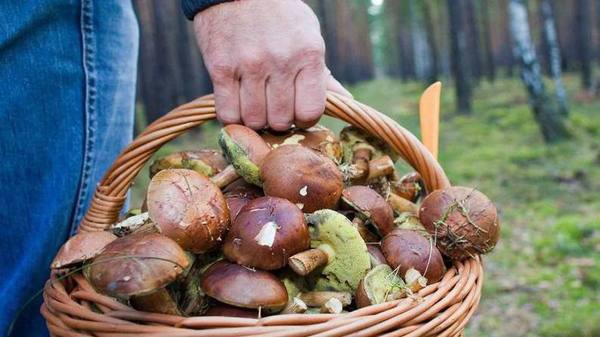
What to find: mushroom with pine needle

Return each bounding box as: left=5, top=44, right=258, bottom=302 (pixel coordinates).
left=391, top=172, right=425, bottom=202
left=85, top=232, right=190, bottom=299
left=201, top=261, right=288, bottom=312
left=355, top=264, right=407, bottom=308
left=51, top=231, right=117, bottom=270
left=149, top=149, right=228, bottom=178
left=419, top=186, right=500, bottom=260
left=261, top=124, right=343, bottom=163
left=261, top=145, right=343, bottom=213
left=381, top=228, right=446, bottom=283
left=222, top=196, right=310, bottom=270
left=146, top=168, right=230, bottom=253
left=288, top=210, right=371, bottom=293
left=341, top=185, right=395, bottom=237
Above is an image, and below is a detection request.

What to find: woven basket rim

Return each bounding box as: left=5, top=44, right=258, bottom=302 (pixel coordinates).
left=41, top=91, right=482, bottom=337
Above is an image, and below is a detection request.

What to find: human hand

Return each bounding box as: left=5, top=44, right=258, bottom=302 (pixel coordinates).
left=193, top=0, right=351, bottom=130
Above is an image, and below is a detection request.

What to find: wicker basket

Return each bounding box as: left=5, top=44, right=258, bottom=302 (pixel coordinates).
left=41, top=92, right=483, bottom=337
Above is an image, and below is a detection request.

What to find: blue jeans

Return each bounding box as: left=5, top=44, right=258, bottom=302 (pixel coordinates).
left=0, top=1, right=138, bottom=336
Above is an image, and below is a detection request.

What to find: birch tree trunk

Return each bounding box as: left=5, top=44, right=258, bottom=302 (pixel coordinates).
left=508, top=0, right=570, bottom=143
left=447, top=0, right=472, bottom=114
left=540, top=0, right=569, bottom=115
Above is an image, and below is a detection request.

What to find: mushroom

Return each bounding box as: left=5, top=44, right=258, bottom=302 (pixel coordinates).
left=288, top=210, right=371, bottom=293
left=146, top=168, right=230, bottom=253
left=281, top=297, right=309, bottom=314
left=149, top=149, right=228, bottom=178
left=391, top=172, right=425, bottom=202
left=222, top=179, right=264, bottom=221
left=85, top=232, right=190, bottom=299
left=261, top=145, right=343, bottom=213
left=341, top=185, right=395, bottom=237
left=419, top=186, right=500, bottom=260
left=201, top=261, right=288, bottom=311
left=261, top=125, right=343, bottom=163
left=381, top=228, right=446, bottom=283
left=51, top=231, right=117, bottom=269
left=355, top=264, right=407, bottom=308
left=216, top=124, right=271, bottom=187
left=387, top=192, right=419, bottom=214
left=320, top=298, right=343, bottom=314
left=223, top=196, right=310, bottom=270
left=111, top=212, right=151, bottom=237
left=394, top=212, right=430, bottom=238
left=204, top=303, right=259, bottom=318
left=297, top=291, right=352, bottom=307
left=339, top=126, right=398, bottom=183
left=366, top=244, right=387, bottom=267
left=130, top=288, right=182, bottom=315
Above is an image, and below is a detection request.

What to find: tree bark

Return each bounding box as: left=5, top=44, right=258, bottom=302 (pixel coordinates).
left=480, top=0, right=496, bottom=82
left=464, top=0, right=482, bottom=81
left=539, top=0, right=569, bottom=115
left=575, top=0, right=593, bottom=90
left=508, top=0, right=570, bottom=143
left=423, top=0, right=440, bottom=83
left=447, top=0, right=472, bottom=114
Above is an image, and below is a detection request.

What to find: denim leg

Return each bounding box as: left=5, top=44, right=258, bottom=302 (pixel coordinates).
left=0, top=1, right=137, bottom=336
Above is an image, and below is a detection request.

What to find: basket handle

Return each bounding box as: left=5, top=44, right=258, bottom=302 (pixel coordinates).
left=79, top=92, right=450, bottom=233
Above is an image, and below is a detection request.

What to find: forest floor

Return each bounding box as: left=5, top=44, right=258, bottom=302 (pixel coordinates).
left=131, top=74, right=600, bottom=337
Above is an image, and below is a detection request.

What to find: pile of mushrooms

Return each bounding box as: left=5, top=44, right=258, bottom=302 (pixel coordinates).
left=52, top=123, right=500, bottom=318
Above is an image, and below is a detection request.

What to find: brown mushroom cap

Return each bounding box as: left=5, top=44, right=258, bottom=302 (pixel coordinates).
left=381, top=229, right=446, bottom=283
left=86, top=232, right=190, bottom=299
left=223, top=179, right=264, bottom=221
left=204, top=303, right=258, bottom=318
left=341, top=185, right=395, bottom=236
left=201, top=261, right=288, bottom=310
left=147, top=169, right=230, bottom=253
left=223, top=196, right=310, bottom=270
left=366, top=244, right=387, bottom=266
left=149, top=150, right=228, bottom=178
left=219, top=124, right=271, bottom=186
left=419, top=186, right=500, bottom=260
left=260, top=145, right=343, bottom=213
left=261, top=125, right=343, bottom=163
left=51, top=231, right=117, bottom=269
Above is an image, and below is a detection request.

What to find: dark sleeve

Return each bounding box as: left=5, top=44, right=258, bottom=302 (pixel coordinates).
left=181, top=0, right=234, bottom=20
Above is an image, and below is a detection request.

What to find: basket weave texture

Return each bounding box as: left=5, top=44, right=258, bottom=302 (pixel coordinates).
left=41, top=92, right=483, bottom=337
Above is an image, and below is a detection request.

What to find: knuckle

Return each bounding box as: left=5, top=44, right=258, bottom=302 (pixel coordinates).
left=209, top=62, right=235, bottom=82
left=241, top=55, right=268, bottom=76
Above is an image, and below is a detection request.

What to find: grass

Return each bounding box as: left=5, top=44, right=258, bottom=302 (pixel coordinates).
left=131, top=73, right=600, bottom=336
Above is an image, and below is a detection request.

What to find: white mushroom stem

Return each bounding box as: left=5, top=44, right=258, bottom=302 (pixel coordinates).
left=320, top=297, right=343, bottom=314
left=288, top=248, right=329, bottom=276
left=297, top=291, right=352, bottom=307
left=281, top=297, right=308, bottom=314
left=388, top=193, right=419, bottom=214
left=405, top=268, right=428, bottom=292
left=366, top=155, right=395, bottom=181
left=210, top=165, right=240, bottom=189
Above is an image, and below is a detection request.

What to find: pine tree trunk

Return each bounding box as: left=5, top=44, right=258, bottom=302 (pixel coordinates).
left=480, top=0, right=496, bottom=82
left=464, top=0, right=482, bottom=81
left=447, top=0, right=472, bottom=114
left=508, top=0, right=570, bottom=143
left=423, top=0, right=440, bottom=83
left=575, top=0, right=593, bottom=90
left=540, top=0, right=569, bottom=115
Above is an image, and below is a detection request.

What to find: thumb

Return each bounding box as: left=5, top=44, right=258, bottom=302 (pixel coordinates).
left=326, top=71, right=353, bottom=98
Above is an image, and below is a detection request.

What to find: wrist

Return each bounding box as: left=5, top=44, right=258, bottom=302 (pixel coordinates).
left=181, top=0, right=235, bottom=20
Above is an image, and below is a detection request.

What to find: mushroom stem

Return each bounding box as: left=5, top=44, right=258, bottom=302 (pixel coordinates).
left=288, top=249, right=329, bottom=276
left=388, top=193, right=419, bottom=214
left=320, top=297, right=343, bottom=314
left=366, top=155, right=395, bottom=181
left=352, top=217, right=380, bottom=242
left=210, top=165, right=240, bottom=188
left=281, top=297, right=308, bottom=314
left=297, top=291, right=352, bottom=307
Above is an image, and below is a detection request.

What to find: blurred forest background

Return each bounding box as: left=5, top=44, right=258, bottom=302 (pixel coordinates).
left=132, top=1, right=600, bottom=336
